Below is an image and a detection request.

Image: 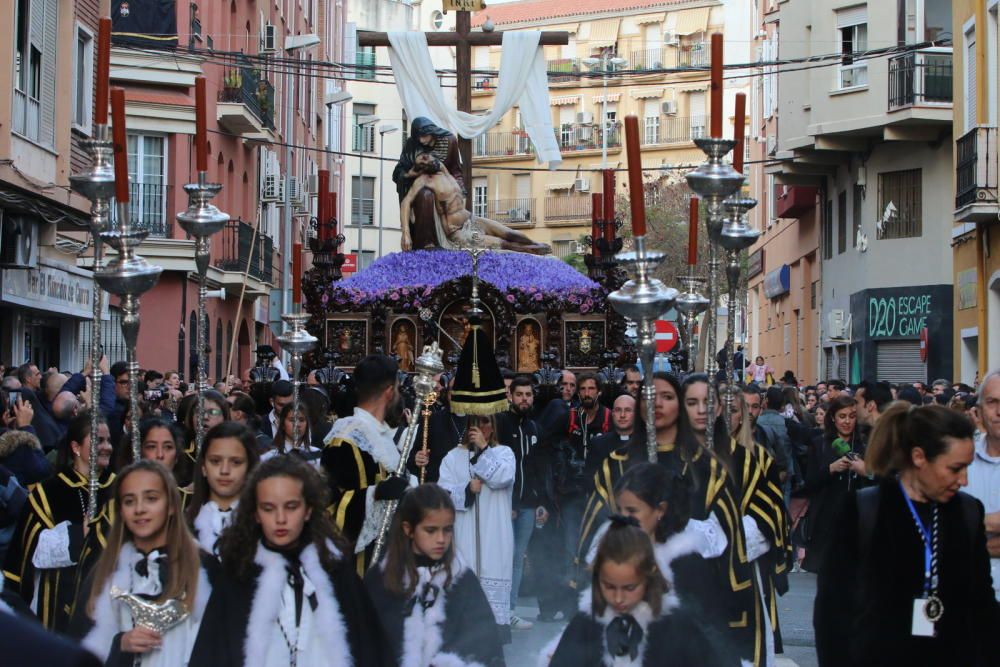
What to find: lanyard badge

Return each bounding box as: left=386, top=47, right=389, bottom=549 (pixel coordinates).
left=898, top=481, right=944, bottom=635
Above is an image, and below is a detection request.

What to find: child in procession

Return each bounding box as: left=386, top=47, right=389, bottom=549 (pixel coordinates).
left=186, top=422, right=260, bottom=555
left=541, top=515, right=733, bottom=667
left=71, top=460, right=213, bottom=667
left=189, top=456, right=386, bottom=667
left=364, top=483, right=506, bottom=667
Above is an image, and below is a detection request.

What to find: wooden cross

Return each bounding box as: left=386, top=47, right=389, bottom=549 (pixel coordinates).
left=358, top=8, right=568, bottom=212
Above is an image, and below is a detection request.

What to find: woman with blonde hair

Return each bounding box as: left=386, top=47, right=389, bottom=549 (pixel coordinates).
left=438, top=412, right=516, bottom=641
left=71, top=460, right=212, bottom=666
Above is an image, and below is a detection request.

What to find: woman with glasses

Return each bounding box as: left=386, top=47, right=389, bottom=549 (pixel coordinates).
left=437, top=412, right=517, bottom=643
left=2, top=411, right=115, bottom=632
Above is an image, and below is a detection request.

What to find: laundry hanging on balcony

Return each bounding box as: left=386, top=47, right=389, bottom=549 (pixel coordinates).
left=387, top=31, right=562, bottom=169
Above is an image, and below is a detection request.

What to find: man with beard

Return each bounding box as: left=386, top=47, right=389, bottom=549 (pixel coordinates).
left=620, top=366, right=642, bottom=399
left=322, top=354, right=414, bottom=574
left=496, top=375, right=552, bottom=629
left=400, top=152, right=551, bottom=254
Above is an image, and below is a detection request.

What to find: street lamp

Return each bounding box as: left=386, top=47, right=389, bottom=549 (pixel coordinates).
left=355, top=114, right=380, bottom=270
left=324, top=90, right=353, bottom=222
left=583, top=54, right=628, bottom=169
left=377, top=124, right=399, bottom=258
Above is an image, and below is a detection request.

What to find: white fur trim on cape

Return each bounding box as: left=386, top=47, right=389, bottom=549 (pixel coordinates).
left=243, top=540, right=352, bottom=667
left=193, top=500, right=236, bottom=555
left=571, top=588, right=680, bottom=667
left=81, top=541, right=211, bottom=663
left=653, top=529, right=707, bottom=586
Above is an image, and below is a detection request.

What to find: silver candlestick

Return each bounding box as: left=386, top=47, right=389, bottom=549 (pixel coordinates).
left=176, top=172, right=229, bottom=458
left=675, top=273, right=709, bottom=374
left=69, top=124, right=115, bottom=519
left=94, top=202, right=163, bottom=460
left=609, top=235, right=678, bottom=463
left=686, top=138, right=743, bottom=448
left=277, top=312, right=318, bottom=448
left=718, top=197, right=760, bottom=430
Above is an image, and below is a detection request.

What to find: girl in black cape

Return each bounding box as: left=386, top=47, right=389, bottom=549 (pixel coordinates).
left=189, top=455, right=387, bottom=667
left=364, top=483, right=506, bottom=667
left=541, top=515, right=732, bottom=667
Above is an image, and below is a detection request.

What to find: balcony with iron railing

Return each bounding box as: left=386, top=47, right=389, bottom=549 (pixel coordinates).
left=639, top=115, right=707, bottom=145
left=888, top=48, right=952, bottom=111
left=548, top=58, right=583, bottom=82
left=955, top=126, right=999, bottom=221
left=217, top=59, right=275, bottom=133
left=111, top=182, right=172, bottom=238
left=630, top=43, right=708, bottom=72
left=473, top=131, right=534, bottom=158
left=12, top=88, right=40, bottom=142
left=544, top=194, right=592, bottom=222
left=559, top=124, right=621, bottom=152
left=485, top=198, right=536, bottom=226
left=215, top=218, right=274, bottom=283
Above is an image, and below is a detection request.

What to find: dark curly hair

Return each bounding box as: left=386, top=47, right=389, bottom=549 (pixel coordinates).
left=216, top=455, right=349, bottom=582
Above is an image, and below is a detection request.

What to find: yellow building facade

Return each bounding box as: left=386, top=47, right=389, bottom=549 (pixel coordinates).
left=470, top=1, right=743, bottom=257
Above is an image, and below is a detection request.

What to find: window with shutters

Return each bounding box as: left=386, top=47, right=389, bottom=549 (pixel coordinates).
left=852, top=184, right=863, bottom=247
left=822, top=199, right=834, bottom=260
left=472, top=178, right=487, bottom=218
left=352, top=103, right=376, bottom=152
left=13, top=0, right=57, bottom=146
left=965, top=26, right=977, bottom=131
left=837, top=6, right=869, bottom=90
left=356, top=45, right=376, bottom=80
left=689, top=92, right=706, bottom=138
left=117, top=134, right=168, bottom=237
left=351, top=176, right=375, bottom=225
left=73, top=24, right=94, bottom=134
left=877, top=169, right=922, bottom=239
left=838, top=190, right=847, bottom=254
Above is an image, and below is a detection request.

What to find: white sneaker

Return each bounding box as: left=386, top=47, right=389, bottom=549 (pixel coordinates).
left=510, top=614, right=534, bottom=630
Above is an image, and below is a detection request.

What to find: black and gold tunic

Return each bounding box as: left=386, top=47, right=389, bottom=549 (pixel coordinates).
left=579, top=441, right=766, bottom=666
left=2, top=467, right=114, bottom=632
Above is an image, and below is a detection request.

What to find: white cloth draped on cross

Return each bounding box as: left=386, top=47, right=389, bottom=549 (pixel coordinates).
left=387, top=31, right=562, bottom=169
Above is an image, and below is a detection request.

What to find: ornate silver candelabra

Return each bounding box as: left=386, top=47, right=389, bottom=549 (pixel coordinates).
left=718, top=196, right=760, bottom=427
left=685, top=138, right=743, bottom=448
left=277, top=312, right=318, bottom=448
left=176, top=172, right=229, bottom=458
left=675, top=274, right=709, bottom=374
left=69, top=124, right=114, bottom=519
left=609, top=236, right=678, bottom=463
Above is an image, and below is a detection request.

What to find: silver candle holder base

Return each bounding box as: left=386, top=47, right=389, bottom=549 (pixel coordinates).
left=609, top=235, right=678, bottom=463
left=176, top=172, right=229, bottom=458
left=675, top=274, right=709, bottom=374
left=68, top=123, right=115, bottom=519
left=277, top=312, right=318, bottom=448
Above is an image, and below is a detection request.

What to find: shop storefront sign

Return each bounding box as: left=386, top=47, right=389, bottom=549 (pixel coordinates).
left=867, top=292, right=932, bottom=338
left=1, top=260, right=106, bottom=319
left=763, top=264, right=790, bottom=299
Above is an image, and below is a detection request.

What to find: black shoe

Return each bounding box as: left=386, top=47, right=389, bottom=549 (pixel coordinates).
left=536, top=611, right=558, bottom=623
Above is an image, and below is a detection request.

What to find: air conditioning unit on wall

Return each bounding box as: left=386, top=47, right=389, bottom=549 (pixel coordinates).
left=827, top=309, right=848, bottom=339
left=574, top=177, right=590, bottom=191
left=662, top=100, right=678, bottom=115
left=0, top=213, right=39, bottom=268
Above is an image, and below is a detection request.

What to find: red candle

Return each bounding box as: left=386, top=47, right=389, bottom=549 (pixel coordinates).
left=602, top=169, right=615, bottom=222
left=317, top=170, right=329, bottom=241
left=591, top=193, right=603, bottom=258
left=733, top=93, right=747, bottom=174
left=330, top=191, right=338, bottom=237
left=710, top=33, right=724, bottom=139
left=95, top=18, right=111, bottom=125
left=623, top=116, right=646, bottom=237
left=688, top=196, right=699, bottom=265
left=110, top=88, right=129, bottom=203
left=195, top=76, right=208, bottom=172
left=292, top=242, right=303, bottom=304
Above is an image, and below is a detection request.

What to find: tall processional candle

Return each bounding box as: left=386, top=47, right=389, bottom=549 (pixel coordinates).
left=95, top=18, right=112, bottom=126
left=602, top=169, right=616, bottom=242
left=623, top=116, right=646, bottom=237
left=591, top=193, right=603, bottom=258
left=733, top=93, right=747, bottom=174
left=330, top=191, right=338, bottom=237
left=195, top=76, right=208, bottom=172
left=710, top=33, right=724, bottom=139
left=292, top=242, right=303, bottom=305
left=110, top=88, right=129, bottom=202
left=688, top=195, right=699, bottom=266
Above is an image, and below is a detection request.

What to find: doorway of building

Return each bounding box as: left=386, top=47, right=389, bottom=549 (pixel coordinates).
left=25, top=317, right=61, bottom=370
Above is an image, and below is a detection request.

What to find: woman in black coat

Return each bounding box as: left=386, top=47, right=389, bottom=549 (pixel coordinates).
left=814, top=403, right=1000, bottom=667
left=800, top=395, right=870, bottom=573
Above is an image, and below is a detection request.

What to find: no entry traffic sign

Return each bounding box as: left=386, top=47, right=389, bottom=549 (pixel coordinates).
left=655, top=320, right=679, bottom=354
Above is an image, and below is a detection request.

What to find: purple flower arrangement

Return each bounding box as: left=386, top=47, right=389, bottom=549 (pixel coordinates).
left=321, top=250, right=606, bottom=313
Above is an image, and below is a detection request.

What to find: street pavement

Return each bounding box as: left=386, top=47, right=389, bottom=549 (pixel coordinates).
left=504, top=571, right=818, bottom=666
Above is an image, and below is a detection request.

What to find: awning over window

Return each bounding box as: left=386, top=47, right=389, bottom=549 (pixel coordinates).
left=551, top=95, right=581, bottom=106
left=593, top=93, right=622, bottom=103
left=634, top=13, right=666, bottom=25
left=672, top=8, right=710, bottom=36
left=585, top=18, right=621, bottom=49
left=545, top=23, right=580, bottom=34
left=672, top=81, right=710, bottom=93
left=546, top=182, right=575, bottom=190
left=632, top=88, right=664, bottom=99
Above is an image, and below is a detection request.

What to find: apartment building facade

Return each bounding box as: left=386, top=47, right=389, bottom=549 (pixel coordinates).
left=469, top=0, right=751, bottom=259
left=951, top=0, right=999, bottom=385
left=86, top=0, right=343, bottom=380
left=764, top=0, right=954, bottom=385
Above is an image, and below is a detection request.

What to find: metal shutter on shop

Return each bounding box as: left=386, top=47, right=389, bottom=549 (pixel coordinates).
left=876, top=340, right=926, bottom=384
left=824, top=346, right=848, bottom=381
left=837, top=345, right=847, bottom=381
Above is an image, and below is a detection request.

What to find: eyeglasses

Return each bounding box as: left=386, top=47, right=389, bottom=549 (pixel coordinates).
left=205, top=408, right=224, bottom=416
